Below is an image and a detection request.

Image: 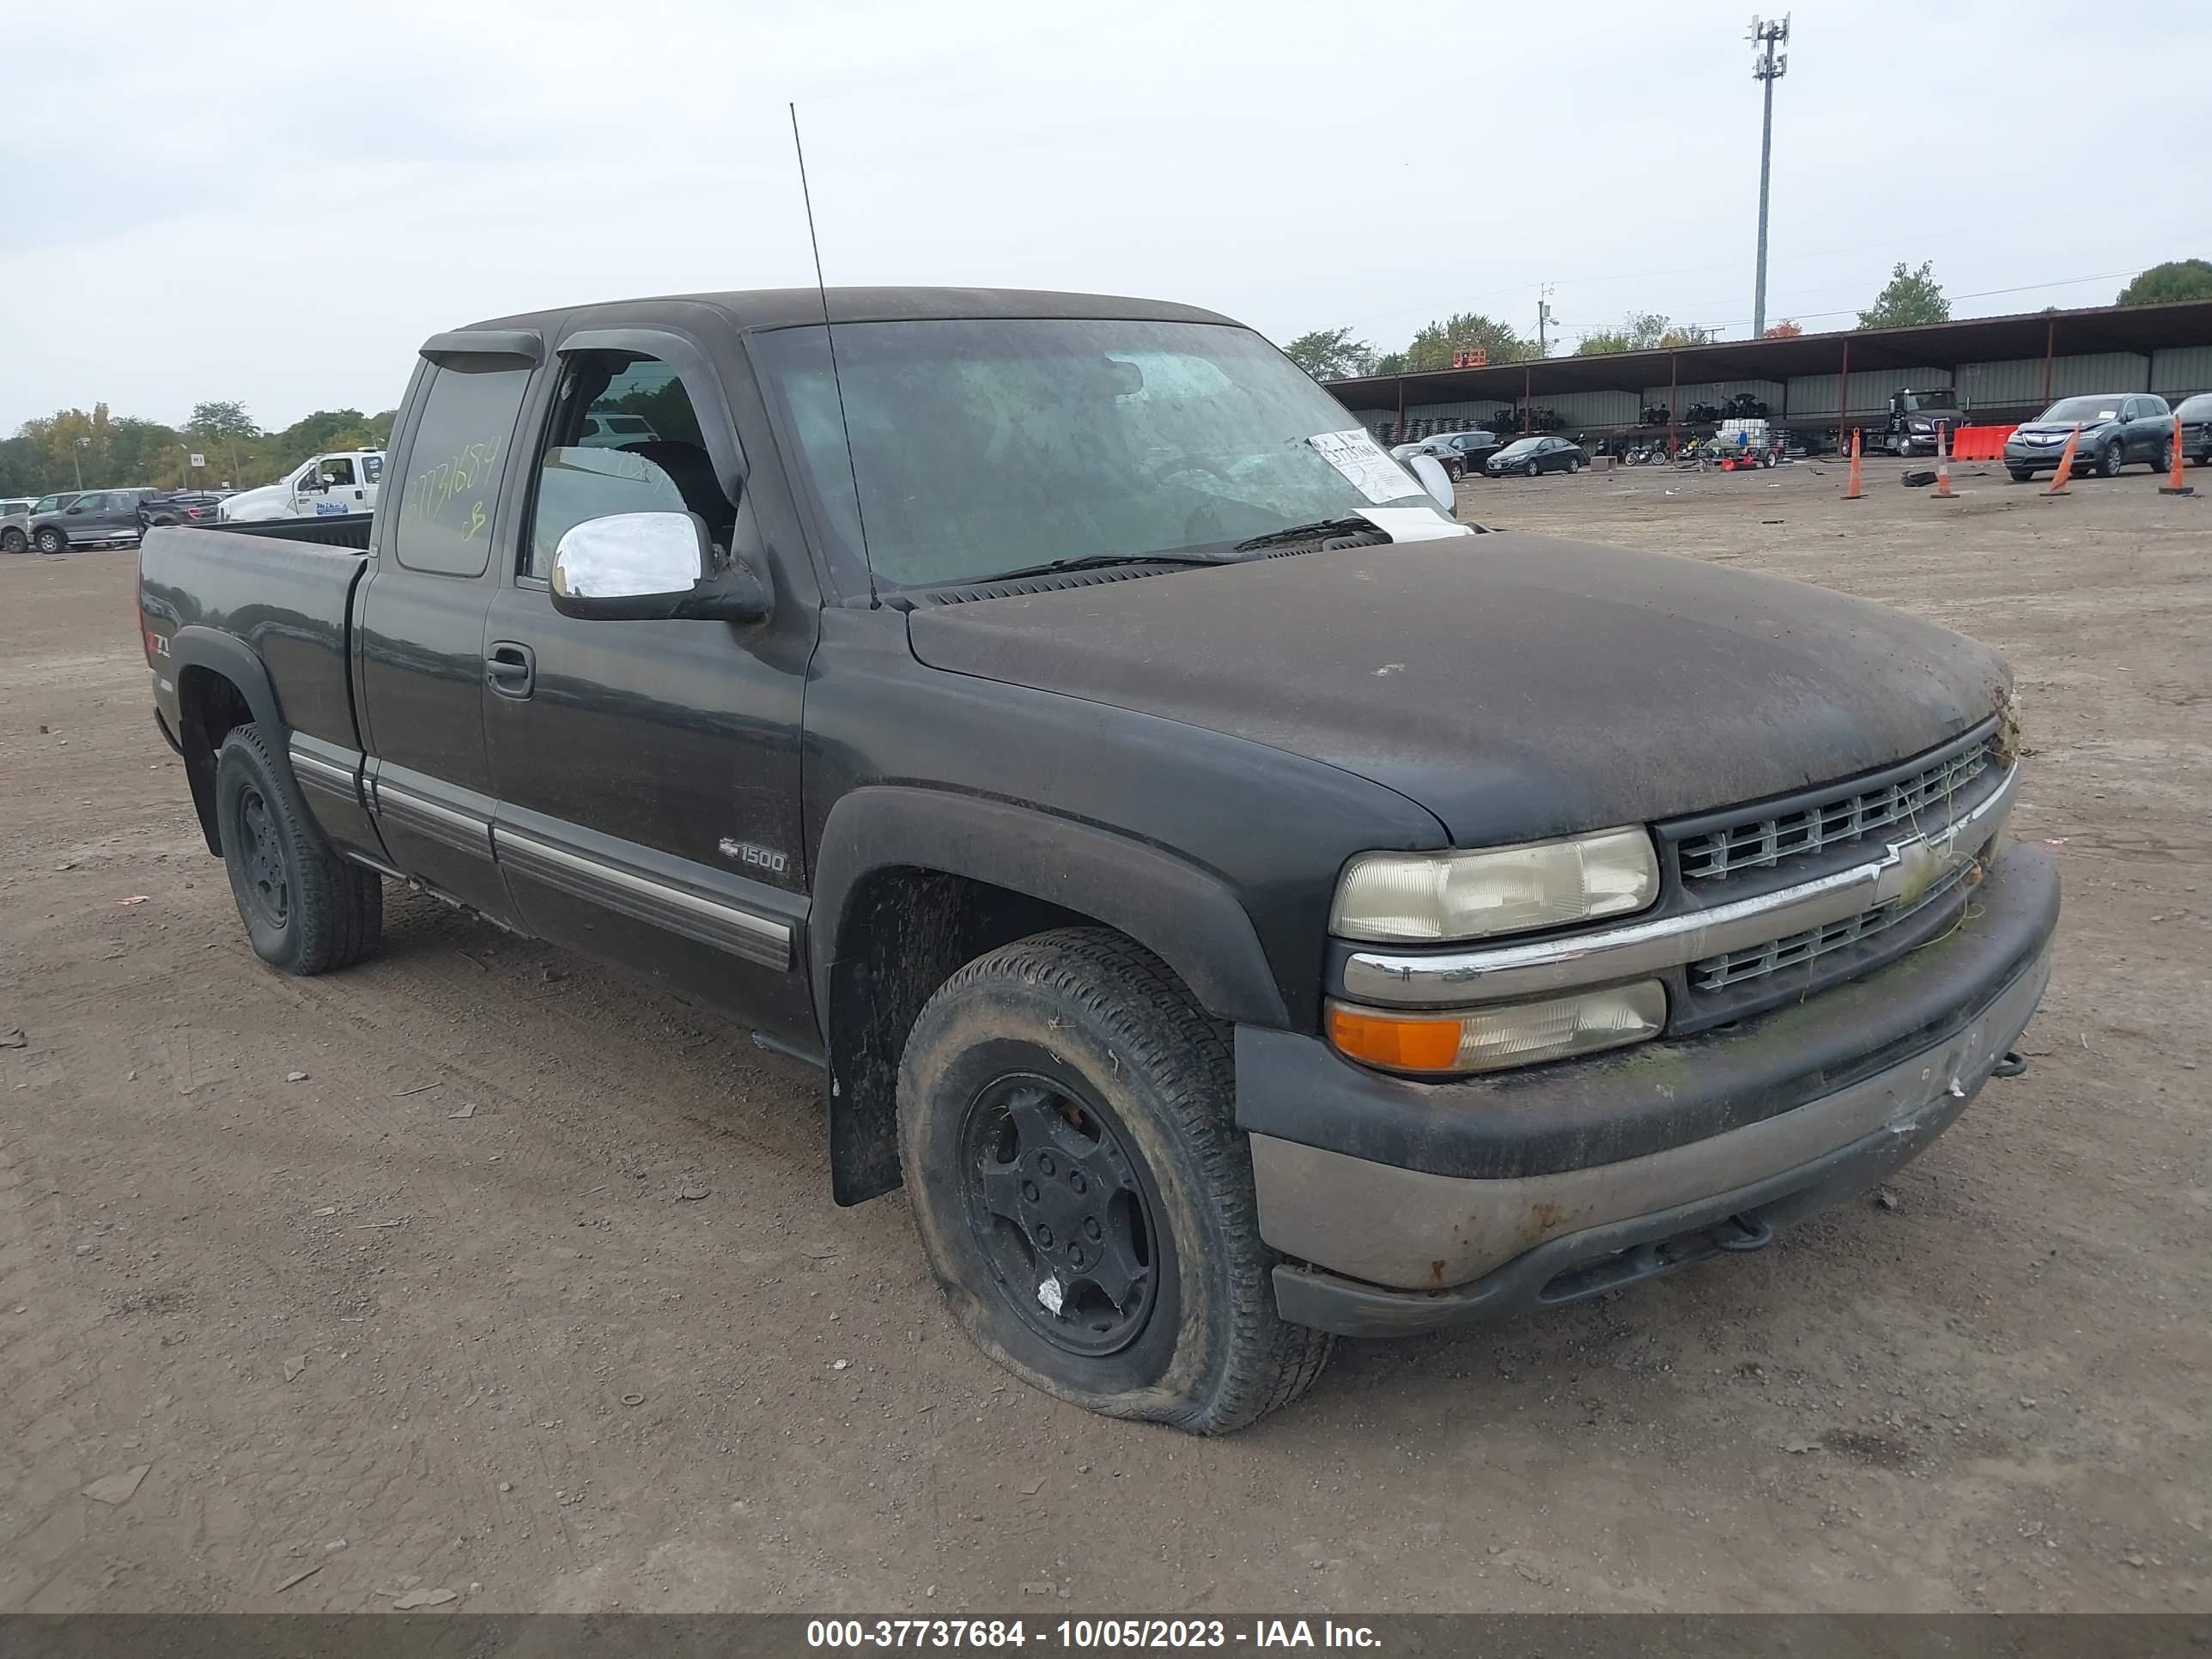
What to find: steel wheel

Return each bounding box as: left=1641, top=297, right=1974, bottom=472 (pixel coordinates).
left=234, top=785, right=291, bottom=930
left=961, top=1072, right=1157, bottom=1358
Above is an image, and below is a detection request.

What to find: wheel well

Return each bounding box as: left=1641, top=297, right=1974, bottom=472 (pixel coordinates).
left=176, top=665, right=256, bottom=855
left=823, top=866, right=1157, bottom=1206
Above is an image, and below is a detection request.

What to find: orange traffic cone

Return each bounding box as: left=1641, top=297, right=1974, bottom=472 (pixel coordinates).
left=1934, top=422, right=1956, bottom=498
left=2160, top=412, right=2197, bottom=496
left=2044, top=425, right=2081, bottom=496
left=1844, top=428, right=1863, bottom=499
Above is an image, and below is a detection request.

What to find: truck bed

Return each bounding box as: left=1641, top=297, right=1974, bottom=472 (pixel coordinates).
left=138, top=520, right=373, bottom=758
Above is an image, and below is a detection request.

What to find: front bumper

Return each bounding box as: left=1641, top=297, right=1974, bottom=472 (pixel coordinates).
left=1241, top=842, right=2057, bottom=1336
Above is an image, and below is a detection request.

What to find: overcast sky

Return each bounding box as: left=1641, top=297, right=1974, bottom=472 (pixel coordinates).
left=4, top=0, right=2207, bottom=434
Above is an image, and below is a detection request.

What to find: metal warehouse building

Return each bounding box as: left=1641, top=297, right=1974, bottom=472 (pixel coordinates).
left=1327, top=297, right=2212, bottom=450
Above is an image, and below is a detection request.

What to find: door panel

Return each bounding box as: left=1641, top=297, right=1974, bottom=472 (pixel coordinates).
left=356, top=568, right=513, bottom=920
left=355, top=359, right=536, bottom=924
left=483, top=591, right=812, bottom=1036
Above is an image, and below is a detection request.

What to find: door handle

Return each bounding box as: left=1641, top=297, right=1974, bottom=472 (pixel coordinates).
left=486, top=641, right=535, bottom=698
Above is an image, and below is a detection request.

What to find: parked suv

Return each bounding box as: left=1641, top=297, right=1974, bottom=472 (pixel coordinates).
left=2005, top=393, right=2174, bottom=481
left=0, top=498, right=35, bottom=553
left=2173, top=392, right=2212, bottom=469
left=28, top=487, right=159, bottom=553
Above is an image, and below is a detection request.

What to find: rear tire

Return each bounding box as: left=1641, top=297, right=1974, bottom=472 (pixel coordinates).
left=215, top=723, right=382, bottom=975
left=0, top=527, right=24, bottom=553
left=896, top=927, right=1333, bottom=1435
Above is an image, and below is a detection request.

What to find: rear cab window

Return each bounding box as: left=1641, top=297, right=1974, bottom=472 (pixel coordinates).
left=392, top=368, right=532, bottom=576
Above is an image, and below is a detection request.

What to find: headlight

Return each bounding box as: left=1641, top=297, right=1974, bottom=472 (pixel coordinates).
left=1327, top=981, right=1667, bottom=1076
left=1330, top=828, right=1659, bottom=944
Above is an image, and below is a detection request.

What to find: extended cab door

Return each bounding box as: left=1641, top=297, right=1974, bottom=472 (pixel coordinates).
left=355, top=339, right=541, bottom=923
left=481, top=327, right=816, bottom=1042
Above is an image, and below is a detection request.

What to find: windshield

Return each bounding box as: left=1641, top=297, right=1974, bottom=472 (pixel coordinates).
left=1899, top=391, right=1957, bottom=411
left=1494, top=438, right=1540, bottom=459
left=752, top=318, right=1428, bottom=590
left=2175, top=394, right=2212, bottom=417
left=2040, top=396, right=2123, bottom=422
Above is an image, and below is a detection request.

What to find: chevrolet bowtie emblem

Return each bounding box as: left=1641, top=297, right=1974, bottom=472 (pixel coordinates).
left=1873, top=819, right=1967, bottom=908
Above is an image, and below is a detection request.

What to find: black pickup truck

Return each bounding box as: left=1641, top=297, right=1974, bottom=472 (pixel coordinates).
left=137, top=287, right=2057, bottom=1433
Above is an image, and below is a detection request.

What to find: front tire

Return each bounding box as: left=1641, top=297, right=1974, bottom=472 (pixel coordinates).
left=1524, top=459, right=1540, bottom=477
left=897, top=928, right=1333, bottom=1434
left=215, top=723, right=382, bottom=975
left=2100, top=442, right=2126, bottom=477
left=2008, top=466, right=2035, bottom=483
left=0, top=527, right=24, bottom=553
left=33, top=527, right=65, bottom=555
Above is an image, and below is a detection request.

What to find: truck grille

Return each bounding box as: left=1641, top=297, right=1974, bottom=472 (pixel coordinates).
left=1675, top=732, right=1995, bottom=883
left=1689, top=861, right=1971, bottom=993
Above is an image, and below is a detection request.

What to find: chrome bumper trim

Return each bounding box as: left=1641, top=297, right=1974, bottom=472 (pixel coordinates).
left=1342, top=763, right=2017, bottom=1007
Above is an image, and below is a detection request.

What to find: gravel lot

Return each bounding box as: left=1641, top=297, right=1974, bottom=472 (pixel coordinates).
left=1, top=455, right=2206, bottom=1613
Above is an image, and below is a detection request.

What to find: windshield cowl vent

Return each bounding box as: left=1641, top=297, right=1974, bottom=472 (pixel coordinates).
left=908, top=564, right=1186, bottom=607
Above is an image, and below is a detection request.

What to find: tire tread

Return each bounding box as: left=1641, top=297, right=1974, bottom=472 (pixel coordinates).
left=218, top=723, right=381, bottom=975
left=917, top=927, right=1332, bottom=1434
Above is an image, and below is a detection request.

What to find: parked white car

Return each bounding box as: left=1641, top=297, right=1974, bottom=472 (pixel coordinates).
left=217, top=451, right=384, bottom=522
left=578, top=412, right=659, bottom=448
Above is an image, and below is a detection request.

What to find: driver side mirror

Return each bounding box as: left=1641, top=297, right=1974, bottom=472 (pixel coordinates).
left=550, top=510, right=772, bottom=624
left=1407, top=453, right=1457, bottom=514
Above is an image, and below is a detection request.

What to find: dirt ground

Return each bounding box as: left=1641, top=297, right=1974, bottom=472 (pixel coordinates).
left=1, top=455, right=2206, bottom=1615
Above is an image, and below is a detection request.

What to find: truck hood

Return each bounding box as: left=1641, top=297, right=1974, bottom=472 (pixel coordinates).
left=218, top=483, right=290, bottom=521
left=905, top=532, right=2008, bottom=846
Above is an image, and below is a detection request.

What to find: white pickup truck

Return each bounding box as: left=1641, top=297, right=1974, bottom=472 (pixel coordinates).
left=216, top=450, right=384, bottom=522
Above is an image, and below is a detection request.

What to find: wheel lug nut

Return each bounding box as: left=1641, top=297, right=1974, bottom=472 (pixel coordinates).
left=1069, top=1247, right=1087, bottom=1268
left=1021, top=1181, right=1040, bottom=1204
left=1069, top=1173, right=1087, bottom=1194
left=1036, top=1225, right=1054, bottom=1247
left=1084, top=1217, right=1102, bottom=1241
left=1037, top=1153, right=1056, bottom=1176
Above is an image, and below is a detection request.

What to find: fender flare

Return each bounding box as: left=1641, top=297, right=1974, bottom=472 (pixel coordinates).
left=169, top=626, right=295, bottom=853
left=809, top=785, right=1291, bottom=1031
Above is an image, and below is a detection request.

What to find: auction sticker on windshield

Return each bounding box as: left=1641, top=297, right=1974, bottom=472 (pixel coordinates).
left=1309, top=428, right=1417, bottom=504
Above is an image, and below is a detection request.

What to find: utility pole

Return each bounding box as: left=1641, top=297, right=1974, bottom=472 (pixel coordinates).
left=1536, top=285, right=1553, bottom=356
left=1749, top=14, right=1789, bottom=338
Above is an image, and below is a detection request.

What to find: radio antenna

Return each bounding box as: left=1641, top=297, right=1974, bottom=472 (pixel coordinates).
left=789, top=102, right=877, bottom=604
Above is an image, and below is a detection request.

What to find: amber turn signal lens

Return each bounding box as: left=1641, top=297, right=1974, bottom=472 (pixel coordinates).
left=1326, top=1005, right=1466, bottom=1073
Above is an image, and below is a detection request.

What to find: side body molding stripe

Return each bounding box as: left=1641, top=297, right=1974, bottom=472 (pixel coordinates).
left=492, top=827, right=793, bottom=970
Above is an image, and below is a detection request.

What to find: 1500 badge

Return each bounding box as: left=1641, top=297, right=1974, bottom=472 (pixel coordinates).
left=720, top=838, right=789, bottom=874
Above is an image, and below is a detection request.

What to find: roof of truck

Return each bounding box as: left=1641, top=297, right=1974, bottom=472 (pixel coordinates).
left=462, top=287, right=1239, bottom=335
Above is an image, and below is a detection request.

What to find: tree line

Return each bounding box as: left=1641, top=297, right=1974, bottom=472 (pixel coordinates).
left=1280, top=257, right=2212, bottom=382
left=0, top=399, right=396, bottom=499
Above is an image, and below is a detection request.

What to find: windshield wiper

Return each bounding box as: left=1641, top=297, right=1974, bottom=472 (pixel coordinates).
left=976, top=550, right=1234, bottom=582
left=1232, top=516, right=1383, bottom=552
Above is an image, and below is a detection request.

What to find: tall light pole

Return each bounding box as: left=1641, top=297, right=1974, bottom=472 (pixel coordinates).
left=1749, top=14, right=1789, bottom=339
